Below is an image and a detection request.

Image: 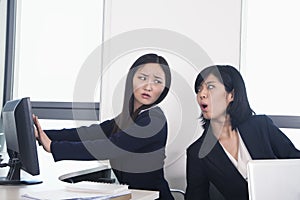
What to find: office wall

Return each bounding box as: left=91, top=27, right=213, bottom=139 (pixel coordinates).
left=241, top=0, right=300, bottom=148
left=100, top=0, right=242, bottom=194
left=241, top=0, right=300, bottom=116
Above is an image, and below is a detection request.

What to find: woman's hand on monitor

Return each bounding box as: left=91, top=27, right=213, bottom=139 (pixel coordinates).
left=33, top=114, right=52, bottom=153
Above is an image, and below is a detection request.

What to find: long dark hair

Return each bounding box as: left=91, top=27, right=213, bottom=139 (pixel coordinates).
left=112, top=53, right=171, bottom=134
left=194, top=65, right=254, bottom=130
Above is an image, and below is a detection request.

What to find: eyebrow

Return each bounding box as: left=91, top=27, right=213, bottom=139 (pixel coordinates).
left=204, top=81, right=217, bottom=84
left=139, top=73, right=149, bottom=77
left=201, top=80, right=217, bottom=86
left=138, top=73, right=164, bottom=80
left=154, top=75, right=163, bottom=80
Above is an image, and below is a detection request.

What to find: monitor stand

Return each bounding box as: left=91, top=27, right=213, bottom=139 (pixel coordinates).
left=0, top=177, right=42, bottom=185
left=0, top=158, right=42, bottom=185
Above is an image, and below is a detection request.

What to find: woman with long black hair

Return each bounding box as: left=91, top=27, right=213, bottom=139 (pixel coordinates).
left=34, top=53, right=174, bottom=200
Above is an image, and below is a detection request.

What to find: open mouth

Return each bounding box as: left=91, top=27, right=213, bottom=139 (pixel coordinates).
left=201, top=103, right=208, bottom=110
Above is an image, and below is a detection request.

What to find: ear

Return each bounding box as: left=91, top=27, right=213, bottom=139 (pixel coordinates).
left=227, top=90, right=234, bottom=102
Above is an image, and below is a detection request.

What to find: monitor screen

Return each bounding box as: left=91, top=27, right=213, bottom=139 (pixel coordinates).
left=0, top=97, right=42, bottom=185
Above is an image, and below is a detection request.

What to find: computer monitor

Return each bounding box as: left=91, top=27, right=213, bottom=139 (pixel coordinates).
left=0, top=97, right=42, bottom=185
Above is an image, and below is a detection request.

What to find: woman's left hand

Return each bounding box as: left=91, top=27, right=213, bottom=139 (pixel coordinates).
left=33, top=114, right=52, bottom=153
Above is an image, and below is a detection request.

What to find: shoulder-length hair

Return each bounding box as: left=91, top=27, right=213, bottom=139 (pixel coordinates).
left=112, top=53, right=171, bottom=134
left=194, top=65, right=254, bottom=130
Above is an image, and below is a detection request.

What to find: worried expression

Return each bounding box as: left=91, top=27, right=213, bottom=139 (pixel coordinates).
left=133, top=63, right=166, bottom=111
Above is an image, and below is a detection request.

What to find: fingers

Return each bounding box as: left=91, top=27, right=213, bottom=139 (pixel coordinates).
left=32, top=114, right=42, bottom=146
left=33, top=115, right=43, bottom=135
left=33, top=115, right=41, bottom=129
left=32, top=114, right=51, bottom=153
left=34, top=127, right=39, bottom=139
left=32, top=114, right=37, bottom=124
left=36, top=130, right=42, bottom=146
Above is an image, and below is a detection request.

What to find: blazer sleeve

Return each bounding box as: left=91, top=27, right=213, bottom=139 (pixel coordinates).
left=264, top=116, right=300, bottom=158
left=185, top=140, right=210, bottom=200
left=50, top=107, right=167, bottom=161
left=109, top=108, right=167, bottom=153
left=45, top=119, right=114, bottom=142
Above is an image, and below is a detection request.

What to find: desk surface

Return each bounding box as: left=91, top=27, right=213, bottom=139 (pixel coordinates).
left=0, top=185, right=159, bottom=200
left=0, top=150, right=159, bottom=200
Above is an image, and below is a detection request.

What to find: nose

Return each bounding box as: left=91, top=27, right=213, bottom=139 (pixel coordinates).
left=144, top=82, right=153, bottom=91
left=198, top=87, right=207, bottom=99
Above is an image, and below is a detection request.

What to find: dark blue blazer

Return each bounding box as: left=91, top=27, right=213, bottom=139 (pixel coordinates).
left=46, top=107, right=174, bottom=200
left=185, top=115, right=300, bottom=200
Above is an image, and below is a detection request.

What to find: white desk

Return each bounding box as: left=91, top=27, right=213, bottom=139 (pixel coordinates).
left=0, top=150, right=159, bottom=200
left=0, top=185, right=159, bottom=200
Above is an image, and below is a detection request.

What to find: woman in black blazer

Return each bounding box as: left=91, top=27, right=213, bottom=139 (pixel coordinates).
left=185, top=65, right=300, bottom=200
left=34, top=53, right=174, bottom=200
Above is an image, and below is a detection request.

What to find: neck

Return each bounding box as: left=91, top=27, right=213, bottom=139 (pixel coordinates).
left=210, top=115, right=234, bottom=139
left=133, top=103, right=142, bottom=112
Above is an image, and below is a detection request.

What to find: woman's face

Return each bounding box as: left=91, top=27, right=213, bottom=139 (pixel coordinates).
left=197, top=74, right=234, bottom=121
left=133, top=63, right=166, bottom=111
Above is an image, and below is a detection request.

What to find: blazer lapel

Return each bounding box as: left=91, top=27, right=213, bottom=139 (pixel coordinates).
left=238, top=124, right=266, bottom=159
left=203, top=129, right=245, bottom=180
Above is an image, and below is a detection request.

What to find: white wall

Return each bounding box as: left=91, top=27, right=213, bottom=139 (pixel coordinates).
left=241, top=0, right=300, bottom=149
left=241, top=0, right=300, bottom=116
left=100, top=0, right=242, bottom=193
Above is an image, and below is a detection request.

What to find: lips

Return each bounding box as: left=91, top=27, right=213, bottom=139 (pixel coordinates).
left=141, top=93, right=151, bottom=99
left=200, top=103, right=208, bottom=111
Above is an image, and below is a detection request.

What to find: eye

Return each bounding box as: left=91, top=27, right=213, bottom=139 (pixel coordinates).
left=138, top=76, right=146, bottom=81
left=207, top=84, right=215, bottom=90
left=197, top=86, right=203, bottom=93
left=154, top=79, right=163, bottom=84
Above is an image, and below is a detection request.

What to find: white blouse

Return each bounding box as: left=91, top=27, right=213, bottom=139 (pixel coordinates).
left=220, top=130, right=252, bottom=180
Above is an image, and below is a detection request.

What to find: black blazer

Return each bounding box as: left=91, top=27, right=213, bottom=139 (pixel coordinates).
left=46, top=107, right=174, bottom=200
left=185, top=115, right=300, bottom=200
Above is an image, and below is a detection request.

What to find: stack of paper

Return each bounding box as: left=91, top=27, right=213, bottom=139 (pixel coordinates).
left=21, top=182, right=131, bottom=200
left=66, top=181, right=129, bottom=194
